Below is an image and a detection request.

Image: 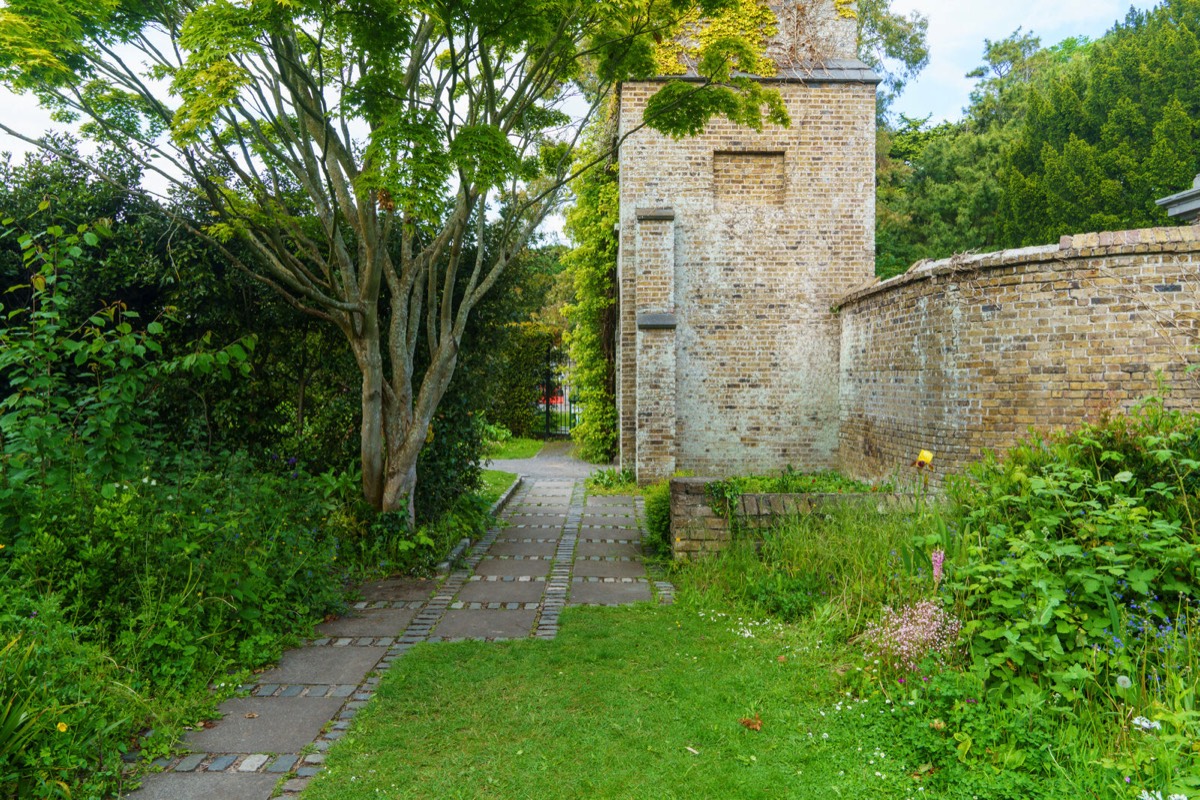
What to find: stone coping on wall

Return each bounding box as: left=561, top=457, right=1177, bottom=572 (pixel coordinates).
left=621, top=58, right=881, bottom=86
left=835, top=225, right=1200, bottom=310
left=670, top=477, right=911, bottom=560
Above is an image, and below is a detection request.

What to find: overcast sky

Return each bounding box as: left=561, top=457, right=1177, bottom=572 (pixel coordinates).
left=889, top=0, right=1161, bottom=123
left=0, top=2, right=1167, bottom=165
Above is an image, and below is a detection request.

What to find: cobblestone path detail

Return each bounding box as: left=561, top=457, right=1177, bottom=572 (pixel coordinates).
left=123, top=476, right=669, bottom=800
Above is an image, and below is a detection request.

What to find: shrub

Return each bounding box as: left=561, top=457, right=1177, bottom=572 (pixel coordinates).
left=585, top=467, right=636, bottom=494
left=486, top=322, right=562, bottom=438
left=0, top=587, right=145, bottom=799
left=942, top=397, right=1200, bottom=691
left=2, top=456, right=347, bottom=689
left=642, top=479, right=672, bottom=558
left=415, top=391, right=485, bottom=524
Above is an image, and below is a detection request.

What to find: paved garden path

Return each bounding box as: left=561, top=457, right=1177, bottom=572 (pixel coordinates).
left=124, top=456, right=669, bottom=800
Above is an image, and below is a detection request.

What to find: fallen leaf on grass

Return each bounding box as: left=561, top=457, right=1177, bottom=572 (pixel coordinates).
left=739, top=715, right=763, bottom=732
left=686, top=746, right=700, bottom=755
left=777, top=655, right=787, bottom=663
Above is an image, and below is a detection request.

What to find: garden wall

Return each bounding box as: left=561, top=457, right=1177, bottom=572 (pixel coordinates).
left=837, top=226, right=1200, bottom=487
left=616, top=9, right=878, bottom=484
left=669, top=477, right=909, bottom=560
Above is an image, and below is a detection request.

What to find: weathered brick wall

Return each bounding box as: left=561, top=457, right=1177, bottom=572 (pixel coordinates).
left=617, top=70, right=877, bottom=481
left=837, top=228, right=1200, bottom=487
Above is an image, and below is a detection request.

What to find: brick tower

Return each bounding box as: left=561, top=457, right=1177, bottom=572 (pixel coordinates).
left=616, top=0, right=879, bottom=482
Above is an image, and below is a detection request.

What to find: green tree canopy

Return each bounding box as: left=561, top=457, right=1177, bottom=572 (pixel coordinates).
left=876, top=2, right=1200, bottom=275
left=0, top=0, right=810, bottom=513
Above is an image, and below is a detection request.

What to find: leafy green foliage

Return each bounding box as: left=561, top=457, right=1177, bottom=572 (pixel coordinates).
left=414, top=391, right=485, bottom=525
left=0, top=592, right=139, bottom=800
left=484, top=322, right=562, bottom=439
left=0, top=222, right=253, bottom=496
left=879, top=4, right=1200, bottom=274
left=564, top=122, right=619, bottom=464
left=856, top=0, right=930, bottom=110
left=1001, top=1, right=1200, bottom=243
left=642, top=479, right=673, bottom=558
left=584, top=467, right=636, bottom=494
left=942, top=398, right=1200, bottom=697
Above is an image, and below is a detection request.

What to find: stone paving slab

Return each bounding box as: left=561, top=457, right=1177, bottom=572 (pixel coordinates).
left=575, top=541, right=643, bottom=558
left=568, top=581, right=653, bottom=605
left=184, top=697, right=345, bottom=754
left=473, top=558, right=551, bottom=578
left=578, top=526, right=638, bottom=539
left=486, top=540, right=557, bottom=557
left=432, top=608, right=537, bottom=640
left=579, top=516, right=637, bottom=528
left=454, top=580, right=546, bottom=603
left=357, top=577, right=438, bottom=602
left=571, top=559, right=647, bottom=579
left=255, top=645, right=383, bottom=686
left=585, top=495, right=637, bottom=506
left=504, top=515, right=566, bottom=527
left=124, top=771, right=278, bottom=799
left=494, top=527, right=564, bottom=540
left=316, top=607, right=416, bottom=638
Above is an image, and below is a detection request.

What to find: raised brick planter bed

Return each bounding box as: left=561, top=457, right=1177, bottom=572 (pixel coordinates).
left=669, top=477, right=912, bottom=560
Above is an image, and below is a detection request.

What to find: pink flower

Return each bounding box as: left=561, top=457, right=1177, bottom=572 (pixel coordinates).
left=862, top=600, right=961, bottom=672
left=931, top=549, right=945, bottom=586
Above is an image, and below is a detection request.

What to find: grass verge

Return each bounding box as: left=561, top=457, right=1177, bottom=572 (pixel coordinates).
left=479, top=469, right=519, bottom=507
left=486, top=438, right=544, bottom=460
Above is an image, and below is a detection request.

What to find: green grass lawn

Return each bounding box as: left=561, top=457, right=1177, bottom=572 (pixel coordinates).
left=301, top=603, right=955, bottom=800
left=479, top=469, right=519, bottom=506
left=486, top=437, right=544, bottom=460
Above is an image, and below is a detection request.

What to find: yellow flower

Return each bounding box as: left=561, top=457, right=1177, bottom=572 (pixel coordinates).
left=912, top=449, right=934, bottom=469
left=56, top=722, right=68, bottom=733
left=0, top=543, right=6, bottom=550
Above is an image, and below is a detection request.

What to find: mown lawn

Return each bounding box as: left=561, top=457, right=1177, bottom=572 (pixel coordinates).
left=486, top=437, right=544, bottom=460
left=303, top=602, right=955, bottom=800
left=479, top=469, right=519, bottom=506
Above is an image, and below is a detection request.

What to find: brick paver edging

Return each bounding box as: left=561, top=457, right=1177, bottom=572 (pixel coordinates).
left=535, top=480, right=584, bottom=639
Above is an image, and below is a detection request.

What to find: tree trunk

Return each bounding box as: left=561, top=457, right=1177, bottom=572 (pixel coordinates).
left=376, top=346, right=460, bottom=521
left=354, top=320, right=387, bottom=511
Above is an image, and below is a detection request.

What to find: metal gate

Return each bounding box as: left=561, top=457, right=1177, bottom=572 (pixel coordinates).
left=538, top=360, right=581, bottom=437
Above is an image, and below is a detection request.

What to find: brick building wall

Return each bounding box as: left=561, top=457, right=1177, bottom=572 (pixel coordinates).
left=837, top=228, right=1200, bottom=487
left=616, top=4, right=878, bottom=481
